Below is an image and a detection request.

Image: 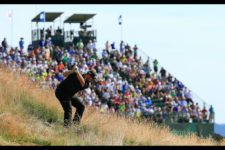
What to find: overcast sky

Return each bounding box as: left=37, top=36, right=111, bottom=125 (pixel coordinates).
left=0, top=4, right=225, bottom=124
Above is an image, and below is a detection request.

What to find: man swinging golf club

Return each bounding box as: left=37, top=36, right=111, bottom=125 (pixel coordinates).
left=55, top=65, right=97, bottom=127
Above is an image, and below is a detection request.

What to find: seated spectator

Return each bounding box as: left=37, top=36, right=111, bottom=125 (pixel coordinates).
left=76, top=39, right=84, bottom=50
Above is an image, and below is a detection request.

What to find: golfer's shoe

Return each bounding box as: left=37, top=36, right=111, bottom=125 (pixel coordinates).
left=64, top=120, right=72, bottom=128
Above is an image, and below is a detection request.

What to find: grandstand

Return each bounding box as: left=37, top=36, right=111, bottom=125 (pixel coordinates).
left=0, top=12, right=215, bottom=138
left=136, top=47, right=214, bottom=137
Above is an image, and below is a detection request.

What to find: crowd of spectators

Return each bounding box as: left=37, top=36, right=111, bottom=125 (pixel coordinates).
left=0, top=37, right=215, bottom=124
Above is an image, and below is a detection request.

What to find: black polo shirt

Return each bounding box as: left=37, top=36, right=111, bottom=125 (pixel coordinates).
left=56, top=72, right=89, bottom=98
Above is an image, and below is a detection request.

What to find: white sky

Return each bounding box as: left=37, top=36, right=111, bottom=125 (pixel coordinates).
left=0, top=4, right=224, bottom=124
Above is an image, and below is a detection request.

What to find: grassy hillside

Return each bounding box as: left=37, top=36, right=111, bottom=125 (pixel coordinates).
left=0, top=64, right=224, bottom=146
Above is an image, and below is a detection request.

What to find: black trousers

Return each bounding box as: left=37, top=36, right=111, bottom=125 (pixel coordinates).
left=55, top=91, right=85, bottom=126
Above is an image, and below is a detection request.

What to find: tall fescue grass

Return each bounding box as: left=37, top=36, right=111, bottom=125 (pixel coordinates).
left=0, top=64, right=224, bottom=145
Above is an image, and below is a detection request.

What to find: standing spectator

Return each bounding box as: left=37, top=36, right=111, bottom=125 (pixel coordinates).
left=125, top=43, right=131, bottom=50
left=19, top=37, right=24, bottom=51
left=133, top=44, right=138, bottom=59
left=111, top=42, right=115, bottom=50
left=76, top=39, right=84, bottom=50
left=143, top=57, right=151, bottom=74
left=184, top=89, right=194, bottom=104
left=92, top=39, right=97, bottom=53
left=153, top=59, right=159, bottom=73
left=160, top=67, right=166, bottom=80
left=56, top=26, right=62, bottom=35
left=39, top=38, right=45, bottom=48
left=167, top=73, right=173, bottom=83
left=120, top=41, right=125, bottom=54
left=46, top=37, right=52, bottom=49
left=46, top=26, right=52, bottom=38
left=105, top=41, right=110, bottom=52
left=209, top=105, right=215, bottom=123
left=44, top=45, right=51, bottom=61
left=87, top=40, right=93, bottom=50
left=1, top=38, right=8, bottom=52
left=171, top=99, right=179, bottom=123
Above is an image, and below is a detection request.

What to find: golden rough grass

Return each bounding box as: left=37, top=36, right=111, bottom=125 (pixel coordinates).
left=0, top=64, right=224, bottom=145
left=0, top=113, right=28, bottom=138
left=82, top=108, right=218, bottom=145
